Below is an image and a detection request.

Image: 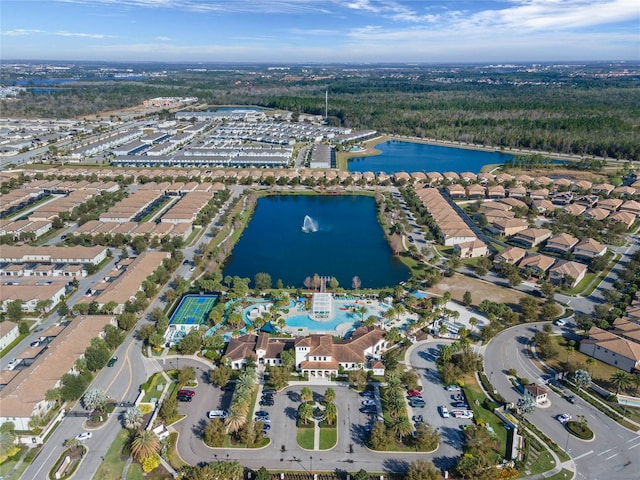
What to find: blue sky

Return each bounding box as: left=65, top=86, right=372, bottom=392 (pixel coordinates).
left=1, top=0, right=639, bottom=63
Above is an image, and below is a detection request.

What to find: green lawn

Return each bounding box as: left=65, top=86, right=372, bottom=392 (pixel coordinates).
left=296, top=427, right=315, bottom=449
left=543, top=468, right=574, bottom=480
left=125, top=463, right=144, bottom=480
left=523, top=449, right=556, bottom=476
left=141, top=372, right=168, bottom=403
left=319, top=427, right=337, bottom=450
left=93, top=429, right=130, bottom=480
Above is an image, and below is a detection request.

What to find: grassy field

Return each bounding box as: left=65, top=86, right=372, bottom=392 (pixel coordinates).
left=296, top=427, right=315, bottom=449
left=319, top=427, right=337, bottom=450
left=93, top=429, right=130, bottom=480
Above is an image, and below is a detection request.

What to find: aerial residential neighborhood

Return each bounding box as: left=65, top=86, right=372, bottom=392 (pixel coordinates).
left=0, top=0, right=639, bottom=471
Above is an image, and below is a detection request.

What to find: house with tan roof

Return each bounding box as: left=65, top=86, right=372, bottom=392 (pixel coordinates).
left=584, top=208, right=610, bottom=221
left=528, top=188, right=549, bottom=200
left=548, top=260, right=588, bottom=288
left=534, top=176, right=553, bottom=187
left=531, top=199, right=556, bottom=215
left=609, top=211, right=636, bottom=229
left=466, top=184, right=486, bottom=199
left=613, top=186, right=637, bottom=198
left=446, top=184, right=466, bottom=199
left=598, top=198, right=624, bottom=212
left=486, top=185, right=506, bottom=199
left=562, top=203, right=586, bottom=216
left=620, top=200, right=640, bottom=216
left=0, top=315, right=115, bottom=430
left=553, top=178, right=572, bottom=189
left=495, top=173, right=514, bottom=184
left=443, top=172, right=460, bottom=182
left=507, top=186, right=527, bottom=199
left=544, top=233, right=579, bottom=255
left=490, top=218, right=529, bottom=237
left=573, top=238, right=607, bottom=260
left=500, top=197, right=528, bottom=210
left=454, top=239, right=488, bottom=259
left=611, top=318, right=640, bottom=344
left=579, top=326, right=640, bottom=373
left=518, top=253, right=556, bottom=279
left=573, top=180, right=593, bottom=192
left=426, top=172, right=444, bottom=185
left=592, top=183, right=615, bottom=196
left=460, top=172, right=477, bottom=183
left=493, top=246, right=526, bottom=269
left=512, top=228, right=552, bottom=248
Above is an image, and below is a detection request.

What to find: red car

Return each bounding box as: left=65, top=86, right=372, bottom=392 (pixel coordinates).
left=178, top=389, right=195, bottom=397
left=407, top=390, right=422, bottom=397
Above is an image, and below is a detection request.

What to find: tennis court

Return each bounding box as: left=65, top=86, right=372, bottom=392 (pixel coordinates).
left=170, top=294, right=218, bottom=325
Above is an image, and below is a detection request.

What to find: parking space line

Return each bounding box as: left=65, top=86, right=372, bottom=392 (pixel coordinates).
left=598, top=448, right=613, bottom=456
left=573, top=450, right=593, bottom=461
left=628, top=436, right=640, bottom=443
left=628, top=443, right=640, bottom=450
left=605, top=453, right=619, bottom=460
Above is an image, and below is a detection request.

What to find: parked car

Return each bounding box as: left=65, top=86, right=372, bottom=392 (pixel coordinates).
left=452, top=410, right=473, bottom=419
left=445, top=385, right=461, bottom=391
left=263, top=389, right=276, bottom=395
left=30, top=340, right=41, bottom=348
left=6, top=358, right=18, bottom=370
left=360, top=390, right=375, bottom=398
left=409, top=400, right=426, bottom=408
left=259, top=399, right=274, bottom=406
left=222, top=383, right=235, bottom=392
left=554, top=319, right=567, bottom=326
left=75, top=432, right=93, bottom=441
left=257, top=416, right=271, bottom=423
left=255, top=410, right=270, bottom=418
left=208, top=410, right=228, bottom=419
left=451, top=402, right=469, bottom=409
left=557, top=413, right=572, bottom=424
left=439, top=405, right=450, bottom=418
left=412, top=415, right=424, bottom=423
left=407, top=390, right=422, bottom=397
left=360, top=406, right=377, bottom=414
left=178, top=389, right=195, bottom=397
left=565, top=395, right=576, bottom=404
left=177, top=395, right=193, bottom=402
left=107, top=356, right=118, bottom=367
left=361, top=399, right=375, bottom=406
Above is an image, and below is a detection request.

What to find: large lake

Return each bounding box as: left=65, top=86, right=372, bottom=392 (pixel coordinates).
left=223, top=195, right=409, bottom=289
left=348, top=140, right=514, bottom=174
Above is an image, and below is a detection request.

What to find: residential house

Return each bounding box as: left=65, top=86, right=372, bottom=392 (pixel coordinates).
left=575, top=195, right=599, bottom=208
left=544, top=233, right=579, bottom=255
left=519, top=253, right=556, bottom=279
left=579, top=327, right=640, bottom=373
left=493, top=246, right=526, bottom=269
left=466, top=184, right=486, bottom=199
left=531, top=199, right=556, bottom=215
left=507, top=186, right=527, bottom=199
left=592, top=183, right=615, bottom=196
left=500, top=197, right=528, bottom=210
left=486, top=185, right=506, bottom=199
left=490, top=218, right=530, bottom=237
left=459, top=172, right=477, bottom=183
left=446, top=184, right=466, bottom=199
left=584, top=208, right=610, bottom=221
left=562, top=203, right=586, bottom=216
left=620, top=200, right=640, bottom=217
left=573, top=180, right=593, bottom=192
left=512, top=228, right=552, bottom=248
left=573, top=238, right=607, bottom=261
left=548, top=260, right=588, bottom=288
left=613, top=186, right=637, bottom=198
left=598, top=198, right=624, bottom=212
left=611, top=318, right=640, bottom=345
left=609, top=211, right=636, bottom=229
left=454, top=239, right=488, bottom=259
left=528, top=188, right=549, bottom=200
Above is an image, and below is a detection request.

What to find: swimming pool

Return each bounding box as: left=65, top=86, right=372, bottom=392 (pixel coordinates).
left=285, top=301, right=378, bottom=332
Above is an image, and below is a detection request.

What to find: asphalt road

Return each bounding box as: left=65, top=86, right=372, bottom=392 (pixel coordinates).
left=484, top=323, right=640, bottom=480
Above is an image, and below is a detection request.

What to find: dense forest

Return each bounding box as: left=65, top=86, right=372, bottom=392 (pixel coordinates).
left=2, top=63, right=639, bottom=160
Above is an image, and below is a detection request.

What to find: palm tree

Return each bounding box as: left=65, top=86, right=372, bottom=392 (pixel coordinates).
left=131, top=430, right=159, bottom=462
left=324, top=403, right=337, bottom=425
left=633, top=372, right=640, bottom=395
left=301, top=386, right=315, bottom=404
left=224, top=408, right=247, bottom=434
left=356, top=305, right=368, bottom=321
left=298, top=402, right=313, bottom=425
left=610, top=371, right=633, bottom=395
left=383, top=307, right=396, bottom=325
left=394, top=304, right=407, bottom=321
left=123, top=406, right=143, bottom=430
left=323, top=388, right=336, bottom=404
left=391, top=416, right=413, bottom=442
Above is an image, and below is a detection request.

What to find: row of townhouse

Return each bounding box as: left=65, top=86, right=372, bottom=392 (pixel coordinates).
left=0, top=189, right=47, bottom=217
left=0, top=245, right=108, bottom=265
left=98, top=189, right=165, bottom=223
left=415, top=187, right=489, bottom=257
left=0, top=219, right=52, bottom=240
left=0, top=281, right=68, bottom=314
left=0, top=316, right=115, bottom=432
left=74, top=219, right=191, bottom=240
left=579, top=293, right=640, bottom=373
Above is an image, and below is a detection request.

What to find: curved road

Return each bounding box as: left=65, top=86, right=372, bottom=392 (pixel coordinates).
left=484, top=323, right=640, bottom=480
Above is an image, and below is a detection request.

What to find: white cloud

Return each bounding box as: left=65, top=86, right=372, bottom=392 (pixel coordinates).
left=1, top=29, right=46, bottom=36
left=55, top=31, right=115, bottom=38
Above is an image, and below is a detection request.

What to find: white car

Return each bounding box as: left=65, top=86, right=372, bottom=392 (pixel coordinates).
left=557, top=413, right=572, bottom=424
left=554, top=319, right=567, bottom=326
left=75, top=432, right=93, bottom=441
left=208, top=410, right=228, bottom=419
left=439, top=405, right=450, bottom=418
left=6, top=358, right=18, bottom=371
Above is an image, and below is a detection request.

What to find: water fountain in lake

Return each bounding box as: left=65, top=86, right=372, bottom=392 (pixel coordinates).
left=301, top=215, right=318, bottom=233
